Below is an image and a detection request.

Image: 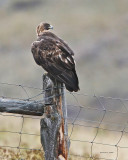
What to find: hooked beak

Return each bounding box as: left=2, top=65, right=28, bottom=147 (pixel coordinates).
left=49, top=25, right=53, bottom=29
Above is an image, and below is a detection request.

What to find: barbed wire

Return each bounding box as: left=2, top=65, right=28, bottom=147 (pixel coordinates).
left=0, top=82, right=128, bottom=159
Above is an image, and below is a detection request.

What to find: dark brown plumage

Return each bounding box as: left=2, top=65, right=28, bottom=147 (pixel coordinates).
left=31, top=22, right=79, bottom=92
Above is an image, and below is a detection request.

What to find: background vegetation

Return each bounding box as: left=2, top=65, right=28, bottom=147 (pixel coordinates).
left=0, top=0, right=128, bottom=159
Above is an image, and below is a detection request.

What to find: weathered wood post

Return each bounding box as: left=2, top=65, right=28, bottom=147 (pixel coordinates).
left=40, top=73, right=69, bottom=160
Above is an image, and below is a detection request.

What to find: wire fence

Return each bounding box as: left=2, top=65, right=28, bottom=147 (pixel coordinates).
left=0, top=82, right=128, bottom=159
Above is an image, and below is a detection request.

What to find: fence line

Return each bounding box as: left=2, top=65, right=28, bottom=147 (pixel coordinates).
left=0, top=81, right=128, bottom=159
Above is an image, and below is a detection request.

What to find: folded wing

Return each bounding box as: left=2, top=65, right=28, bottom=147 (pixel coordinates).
left=31, top=33, right=79, bottom=92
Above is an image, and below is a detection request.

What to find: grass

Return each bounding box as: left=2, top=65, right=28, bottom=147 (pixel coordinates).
left=0, top=116, right=127, bottom=160
left=0, top=147, right=44, bottom=160
left=0, top=147, right=100, bottom=160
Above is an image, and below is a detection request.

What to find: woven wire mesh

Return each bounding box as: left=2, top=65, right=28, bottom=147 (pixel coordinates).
left=0, top=82, right=128, bottom=159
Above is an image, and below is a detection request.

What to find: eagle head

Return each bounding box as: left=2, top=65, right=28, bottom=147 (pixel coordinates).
left=36, top=22, right=53, bottom=36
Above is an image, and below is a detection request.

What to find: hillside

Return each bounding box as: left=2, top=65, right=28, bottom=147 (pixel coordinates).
left=0, top=0, right=128, bottom=98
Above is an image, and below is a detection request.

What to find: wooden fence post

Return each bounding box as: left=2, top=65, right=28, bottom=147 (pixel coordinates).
left=40, top=73, right=69, bottom=160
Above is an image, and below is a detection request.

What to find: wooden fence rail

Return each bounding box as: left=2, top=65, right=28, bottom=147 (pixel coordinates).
left=0, top=73, right=69, bottom=160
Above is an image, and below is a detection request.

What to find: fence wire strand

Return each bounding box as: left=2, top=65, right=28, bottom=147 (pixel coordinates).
left=0, top=82, right=128, bottom=159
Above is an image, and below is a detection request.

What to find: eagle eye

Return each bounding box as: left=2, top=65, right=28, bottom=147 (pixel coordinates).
left=44, top=23, right=53, bottom=30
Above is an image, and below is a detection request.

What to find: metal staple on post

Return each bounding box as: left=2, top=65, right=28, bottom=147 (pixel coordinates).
left=40, top=73, right=69, bottom=160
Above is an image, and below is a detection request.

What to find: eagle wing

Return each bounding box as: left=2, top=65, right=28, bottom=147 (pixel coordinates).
left=31, top=35, right=79, bottom=92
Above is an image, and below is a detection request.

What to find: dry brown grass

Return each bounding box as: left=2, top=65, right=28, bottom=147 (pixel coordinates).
left=0, top=147, right=44, bottom=160
left=0, top=117, right=128, bottom=160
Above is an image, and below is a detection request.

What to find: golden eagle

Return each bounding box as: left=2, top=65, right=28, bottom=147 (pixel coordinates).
left=31, top=22, right=79, bottom=92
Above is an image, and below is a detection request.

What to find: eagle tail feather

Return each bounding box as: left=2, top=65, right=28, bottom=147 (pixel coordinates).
left=57, top=69, right=79, bottom=92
